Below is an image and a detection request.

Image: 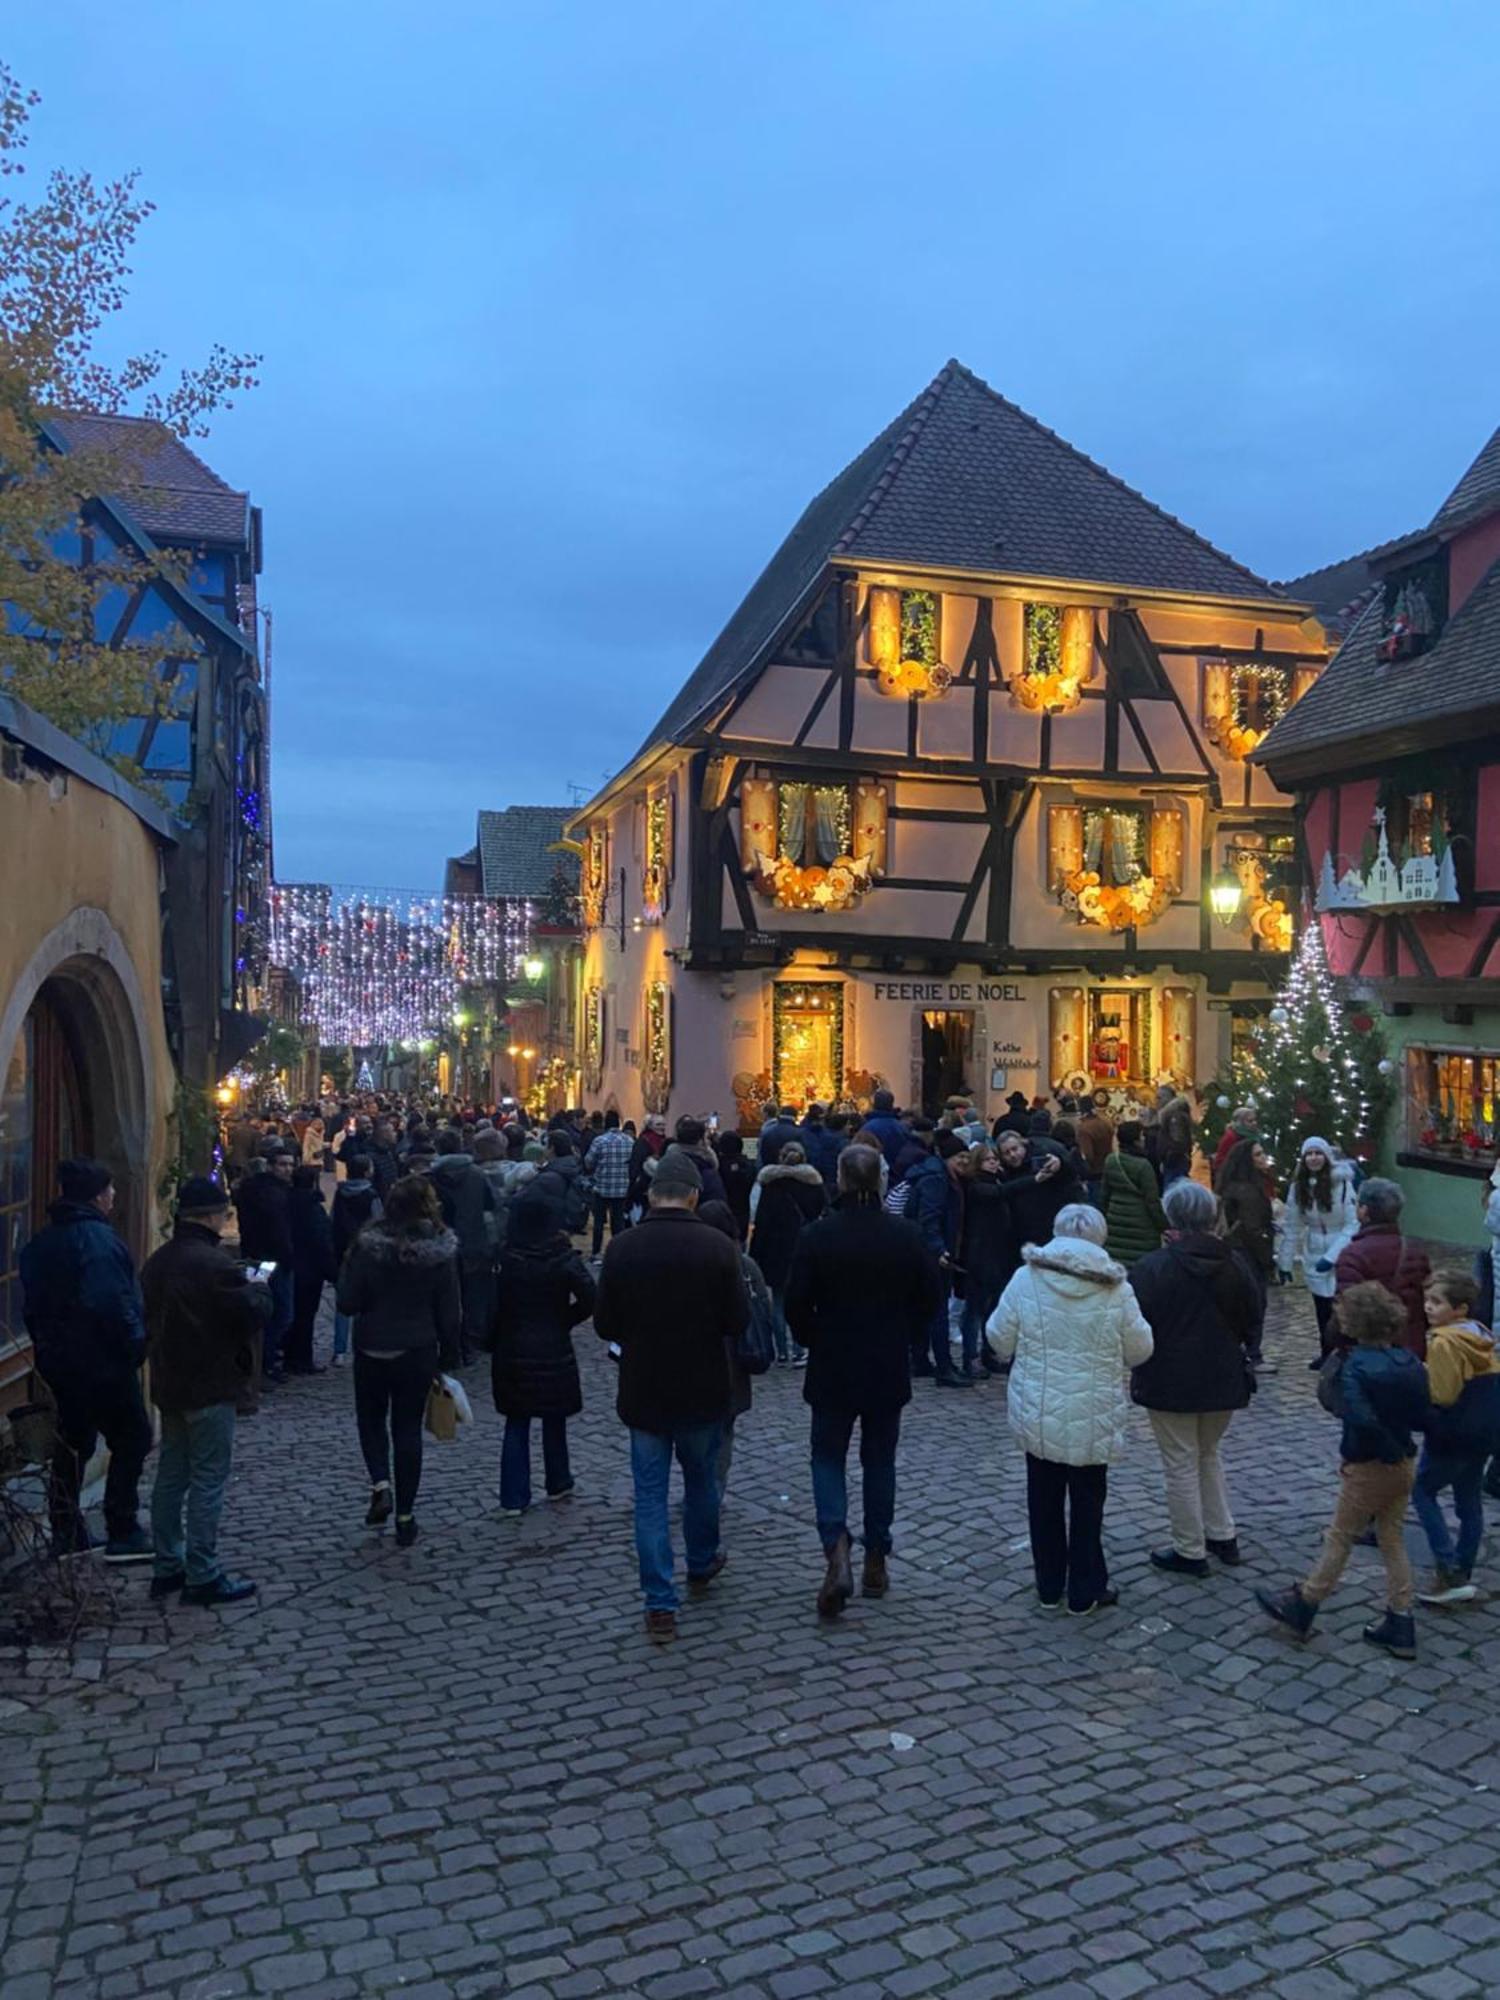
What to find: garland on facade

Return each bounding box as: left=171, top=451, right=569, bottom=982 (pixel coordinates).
left=868, top=587, right=953, bottom=699
left=581, top=824, right=608, bottom=928
left=582, top=986, right=605, bottom=1093
left=1057, top=810, right=1170, bottom=931
left=642, top=789, right=672, bottom=921
left=1012, top=603, right=1091, bottom=713
left=1203, top=662, right=1292, bottom=760
left=642, top=980, right=672, bottom=1114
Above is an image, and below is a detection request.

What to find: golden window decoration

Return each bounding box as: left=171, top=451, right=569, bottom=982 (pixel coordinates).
left=1148, top=809, right=1184, bottom=896
left=1161, top=987, right=1195, bottom=1087
left=642, top=980, right=672, bottom=1114
left=1226, top=836, right=1294, bottom=951
left=867, top=585, right=952, bottom=699
left=743, top=777, right=881, bottom=912
left=1203, top=661, right=1293, bottom=760
left=1047, top=805, right=1084, bottom=892
left=1057, top=806, right=1173, bottom=931
left=581, top=824, right=608, bottom=929
left=1014, top=603, right=1092, bottom=714
left=1048, top=987, right=1087, bottom=1094
left=582, top=987, right=605, bottom=1094
left=641, top=786, right=672, bottom=922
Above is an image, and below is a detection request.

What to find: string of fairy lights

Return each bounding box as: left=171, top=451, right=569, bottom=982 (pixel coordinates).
left=269, top=884, right=533, bottom=1046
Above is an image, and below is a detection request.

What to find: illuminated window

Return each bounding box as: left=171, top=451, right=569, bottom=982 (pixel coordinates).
left=776, top=782, right=852, bottom=869
left=1405, top=1046, right=1499, bottom=1158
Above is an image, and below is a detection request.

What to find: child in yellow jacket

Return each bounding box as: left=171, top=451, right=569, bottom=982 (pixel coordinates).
left=1414, top=1270, right=1500, bottom=1604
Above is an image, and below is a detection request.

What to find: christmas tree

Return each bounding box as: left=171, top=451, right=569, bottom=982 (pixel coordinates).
left=1199, top=924, right=1394, bottom=1172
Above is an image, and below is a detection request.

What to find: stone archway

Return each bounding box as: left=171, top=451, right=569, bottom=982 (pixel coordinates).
left=0, top=908, right=157, bottom=1259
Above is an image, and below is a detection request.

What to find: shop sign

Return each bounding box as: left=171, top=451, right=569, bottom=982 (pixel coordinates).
left=869, top=979, right=1026, bottom=1003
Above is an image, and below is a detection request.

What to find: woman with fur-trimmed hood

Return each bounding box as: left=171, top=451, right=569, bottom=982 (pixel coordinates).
left=748, top=1141, right=828, bottom=1364
left=986, top=1204, right=1153, bottom=1615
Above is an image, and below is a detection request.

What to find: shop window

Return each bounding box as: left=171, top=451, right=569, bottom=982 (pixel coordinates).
left=1405, top=1047, right=1498, bottom=1162
left=772, top=982, right=844, bottom=1112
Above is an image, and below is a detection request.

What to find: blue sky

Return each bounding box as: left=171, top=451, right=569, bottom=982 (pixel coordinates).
left=10, top=1, right=1499, bottom=887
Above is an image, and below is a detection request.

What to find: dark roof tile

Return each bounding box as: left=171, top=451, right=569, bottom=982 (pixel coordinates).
left=46, top=411, right=250, bottom=545
left=1432, top=424, right=1500, bottom=532
left=476, top=807, right=578, bottom=899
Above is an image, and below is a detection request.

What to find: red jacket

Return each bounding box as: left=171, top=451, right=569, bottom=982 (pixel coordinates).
left=1334, top=1224, right=1432, bottom=1357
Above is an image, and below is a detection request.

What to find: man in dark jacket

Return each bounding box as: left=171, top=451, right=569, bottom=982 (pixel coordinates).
left=859, top=1089, right=909, bottom=1173
left=19, top=1159, right=153, bottom=1561
left=663, top=1117, right=727, bottom=1207
left=366, top=1119, right=401, bottom=1199
left=900, top=1129, right=964, bottom=1384
left=755, top=1105, right=801, bottom=1170
left=797, top=1104, right=842, bottom=1191
left=785, top=1145, right=943, bottom=1616
left=992, top=1090, right=1033, bottom=1141
left=593, top=1150, right=747, bottom=1643
left=330, top=1157, right=380, bottom=1366
left=428, top=1129, right=494, bottom=1361
left=233, top=1145, right=295, bottom=1383
left=1334, top=1178, right=1431, bottom=1357
left=143, top=1178, right=273, bottom=1605
left=995, top=1130, right=1074, bottom=1256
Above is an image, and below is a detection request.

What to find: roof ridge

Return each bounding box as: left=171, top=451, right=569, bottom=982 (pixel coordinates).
left=831, top=361, right=960, bottom=555
left=49, top=408, right=240, bottom=495
left=1431, top=421, right=1500, bottom=528
left=932, top=359, right=1282, bottom=597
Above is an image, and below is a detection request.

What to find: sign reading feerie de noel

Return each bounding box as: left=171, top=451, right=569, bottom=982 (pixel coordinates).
left=869, top=980, right=1026, bottom=1003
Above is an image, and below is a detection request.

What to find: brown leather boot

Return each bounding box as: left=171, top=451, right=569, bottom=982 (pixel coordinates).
left=862, top=1552, right=889, bottom=1598
left=817, top=1533, right=854, bottom=1619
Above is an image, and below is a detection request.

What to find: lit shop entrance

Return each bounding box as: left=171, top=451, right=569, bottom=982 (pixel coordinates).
left=772, top=981, right=845, bottom=1112
left=921, top=1009, right=976, bottom=1116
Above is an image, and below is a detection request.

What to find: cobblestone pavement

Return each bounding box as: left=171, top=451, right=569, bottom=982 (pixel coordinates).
left=5, top=1282, right=1500, bottom=2000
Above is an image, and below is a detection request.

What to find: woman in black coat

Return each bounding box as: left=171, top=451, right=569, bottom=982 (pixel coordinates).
left=748, top=1143, right=828, bottom=1364
left=286, top=1166, right=337, bottom=1375
left=337, top=1175, right=462, bottom=1547
left=958, top=1153, right=1017, bottom=1377
left=714, top=1132, right=757, bottom=1242
left=1215, top=1136, right=1276, bottom=1365
left=493, top=1191, right=596, bottom=1513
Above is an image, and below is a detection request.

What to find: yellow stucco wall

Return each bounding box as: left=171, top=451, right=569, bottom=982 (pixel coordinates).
left=0, top=756, right=175, bottom=1257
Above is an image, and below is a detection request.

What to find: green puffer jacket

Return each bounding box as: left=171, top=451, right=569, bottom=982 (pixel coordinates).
left=1101, top=1150, right=1166, bottom=1267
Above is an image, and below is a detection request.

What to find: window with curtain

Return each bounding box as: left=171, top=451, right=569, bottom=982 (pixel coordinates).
left=777, top=782, right=851, bottom=867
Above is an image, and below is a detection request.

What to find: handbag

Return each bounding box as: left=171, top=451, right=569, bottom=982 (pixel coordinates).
left=736, top=1269, right=776, bottom=1376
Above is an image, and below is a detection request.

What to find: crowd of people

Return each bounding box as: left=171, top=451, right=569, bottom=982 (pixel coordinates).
left=15, top=1079, right=1500, bottom=1656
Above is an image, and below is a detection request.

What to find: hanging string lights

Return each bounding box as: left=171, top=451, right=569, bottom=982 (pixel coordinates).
left=269, top=884, right=533, bottom=1046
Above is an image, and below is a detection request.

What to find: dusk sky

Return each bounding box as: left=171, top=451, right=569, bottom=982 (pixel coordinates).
left=10, top=2, right=1499, bottom=889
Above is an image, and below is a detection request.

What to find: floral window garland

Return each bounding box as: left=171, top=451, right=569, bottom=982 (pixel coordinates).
left=866, top=586, right=953, bottom=700
left=641, top=787, right=672, bottom=922
left=1012, top=603, right=1093, bottom=714
left=642, top=980, right=672, bottom=1113
left=582, top=986, right=605, bottom=1093
left=1202, top=662, right=1293, bottom=761
left=741, top=776, right=887, bottom=911
left=1051, top=805, right=1176, bottom=931
left=581, top=824, right=608, bottom=928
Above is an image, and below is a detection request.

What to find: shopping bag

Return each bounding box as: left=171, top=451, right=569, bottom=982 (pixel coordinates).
left=424, top=1378, right=459, bottom=1441
left=440, top=1373, right=474, bottom=1426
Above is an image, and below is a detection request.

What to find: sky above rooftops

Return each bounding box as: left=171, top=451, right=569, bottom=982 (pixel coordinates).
left=10, top=1, right=1500, bottom=886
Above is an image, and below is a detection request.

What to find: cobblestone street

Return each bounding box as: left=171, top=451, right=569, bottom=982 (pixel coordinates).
left=5, top=1285, right=1500, bottom=2000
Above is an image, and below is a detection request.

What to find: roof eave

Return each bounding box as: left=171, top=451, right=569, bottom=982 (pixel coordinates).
left=842, top=555, right=1305, bottom=620
left=1255, top=706, right=1500, bottom=785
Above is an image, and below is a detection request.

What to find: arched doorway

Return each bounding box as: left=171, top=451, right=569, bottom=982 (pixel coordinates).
left=0, top=915, right=154, bottom=1404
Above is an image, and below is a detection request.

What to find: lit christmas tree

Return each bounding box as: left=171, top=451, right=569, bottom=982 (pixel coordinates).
left=1199, top=924, right=1394, bottom=1171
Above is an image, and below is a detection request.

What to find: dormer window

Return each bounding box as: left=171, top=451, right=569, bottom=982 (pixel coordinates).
left=1380, top=553, right=1447, bottom=661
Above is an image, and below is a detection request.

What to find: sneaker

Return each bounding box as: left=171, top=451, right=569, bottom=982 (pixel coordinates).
left=182, top=1573, right=257, bottom=1607
left=1363, top=1609, right=1417, bottom=1660
left=687, top=1552, right=728, bottom=1596
left=394, top=1516, right=419, bottom=1550
left=1151, top=1547, right=1210, bottom=1578
left=541, top=1484, right=576, bottom=1503
left=149, top=1570, right=185, bottom=1599
left=645, top=1609, right=677, bottom=1644
left=1037, top=1595, right=1064, bottom=1611
left=1206, top=1536, right=1243, bottom=1566
left=792, top=1351, right=808, bottom=1368
left=330, top=1351, right=350, bottom=1369
left=1256, top=1583, right=1317, bottom=1640
left=934, top=1369, right=975, bottom=1389
left=103, top=1527, right=153, bottom=1565
left=1069, top=1586, right=1120, bottom=1616
left=1418, top=1566, right=1478, bottom=1606
left=365, top=1483, right=393, bottom=1527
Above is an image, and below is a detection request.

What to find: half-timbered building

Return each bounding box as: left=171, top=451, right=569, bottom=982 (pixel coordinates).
left=1256, top=422, right=1500, bottom=1244
left=572, top=361, right=1329, bottom=1128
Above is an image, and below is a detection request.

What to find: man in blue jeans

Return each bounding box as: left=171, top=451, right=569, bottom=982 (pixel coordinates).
left=785, top=1144, right=943, bottom=1617
left=142, top=1177, right=273, bottom=1605
left=593, top=1149, right=748, bottom=1643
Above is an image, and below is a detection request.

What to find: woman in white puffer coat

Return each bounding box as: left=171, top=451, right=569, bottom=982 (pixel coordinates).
left=987, top=1204, right=1154, bottom=1616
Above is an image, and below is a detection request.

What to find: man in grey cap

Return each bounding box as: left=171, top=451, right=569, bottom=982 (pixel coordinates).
left=594, top=1148, right=749, bottom=1643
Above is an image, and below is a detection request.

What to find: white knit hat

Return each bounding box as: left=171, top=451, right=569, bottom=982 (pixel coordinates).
left=1300, top=1134, right=1333, bottom=1159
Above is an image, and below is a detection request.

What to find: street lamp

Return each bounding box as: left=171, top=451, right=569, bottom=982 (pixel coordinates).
left=1209, top=868, right=1244, bottom=924
left=522, top=955, right=545, bottom=983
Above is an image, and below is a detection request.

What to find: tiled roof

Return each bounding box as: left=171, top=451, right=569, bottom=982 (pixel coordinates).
left=1432, top=424, right=1500, bottom=533
left=1254, top=556, right=1500, bottom=775
left=1276, top=551, right=1381, bottom=642
left=626, top=359, right=1286, bottom=770
left=476, top=807, right=577, bottom=899
left=45, top=411, right=250, bottom=545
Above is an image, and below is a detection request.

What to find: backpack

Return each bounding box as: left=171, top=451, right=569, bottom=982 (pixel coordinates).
left=737, top=1265, right=776, bottom=1376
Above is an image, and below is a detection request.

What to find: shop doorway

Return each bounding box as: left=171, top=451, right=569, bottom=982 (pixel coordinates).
left=922, top=1010, right=975, bottom=1117
left=772, top=981, right=845, bottom=1112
